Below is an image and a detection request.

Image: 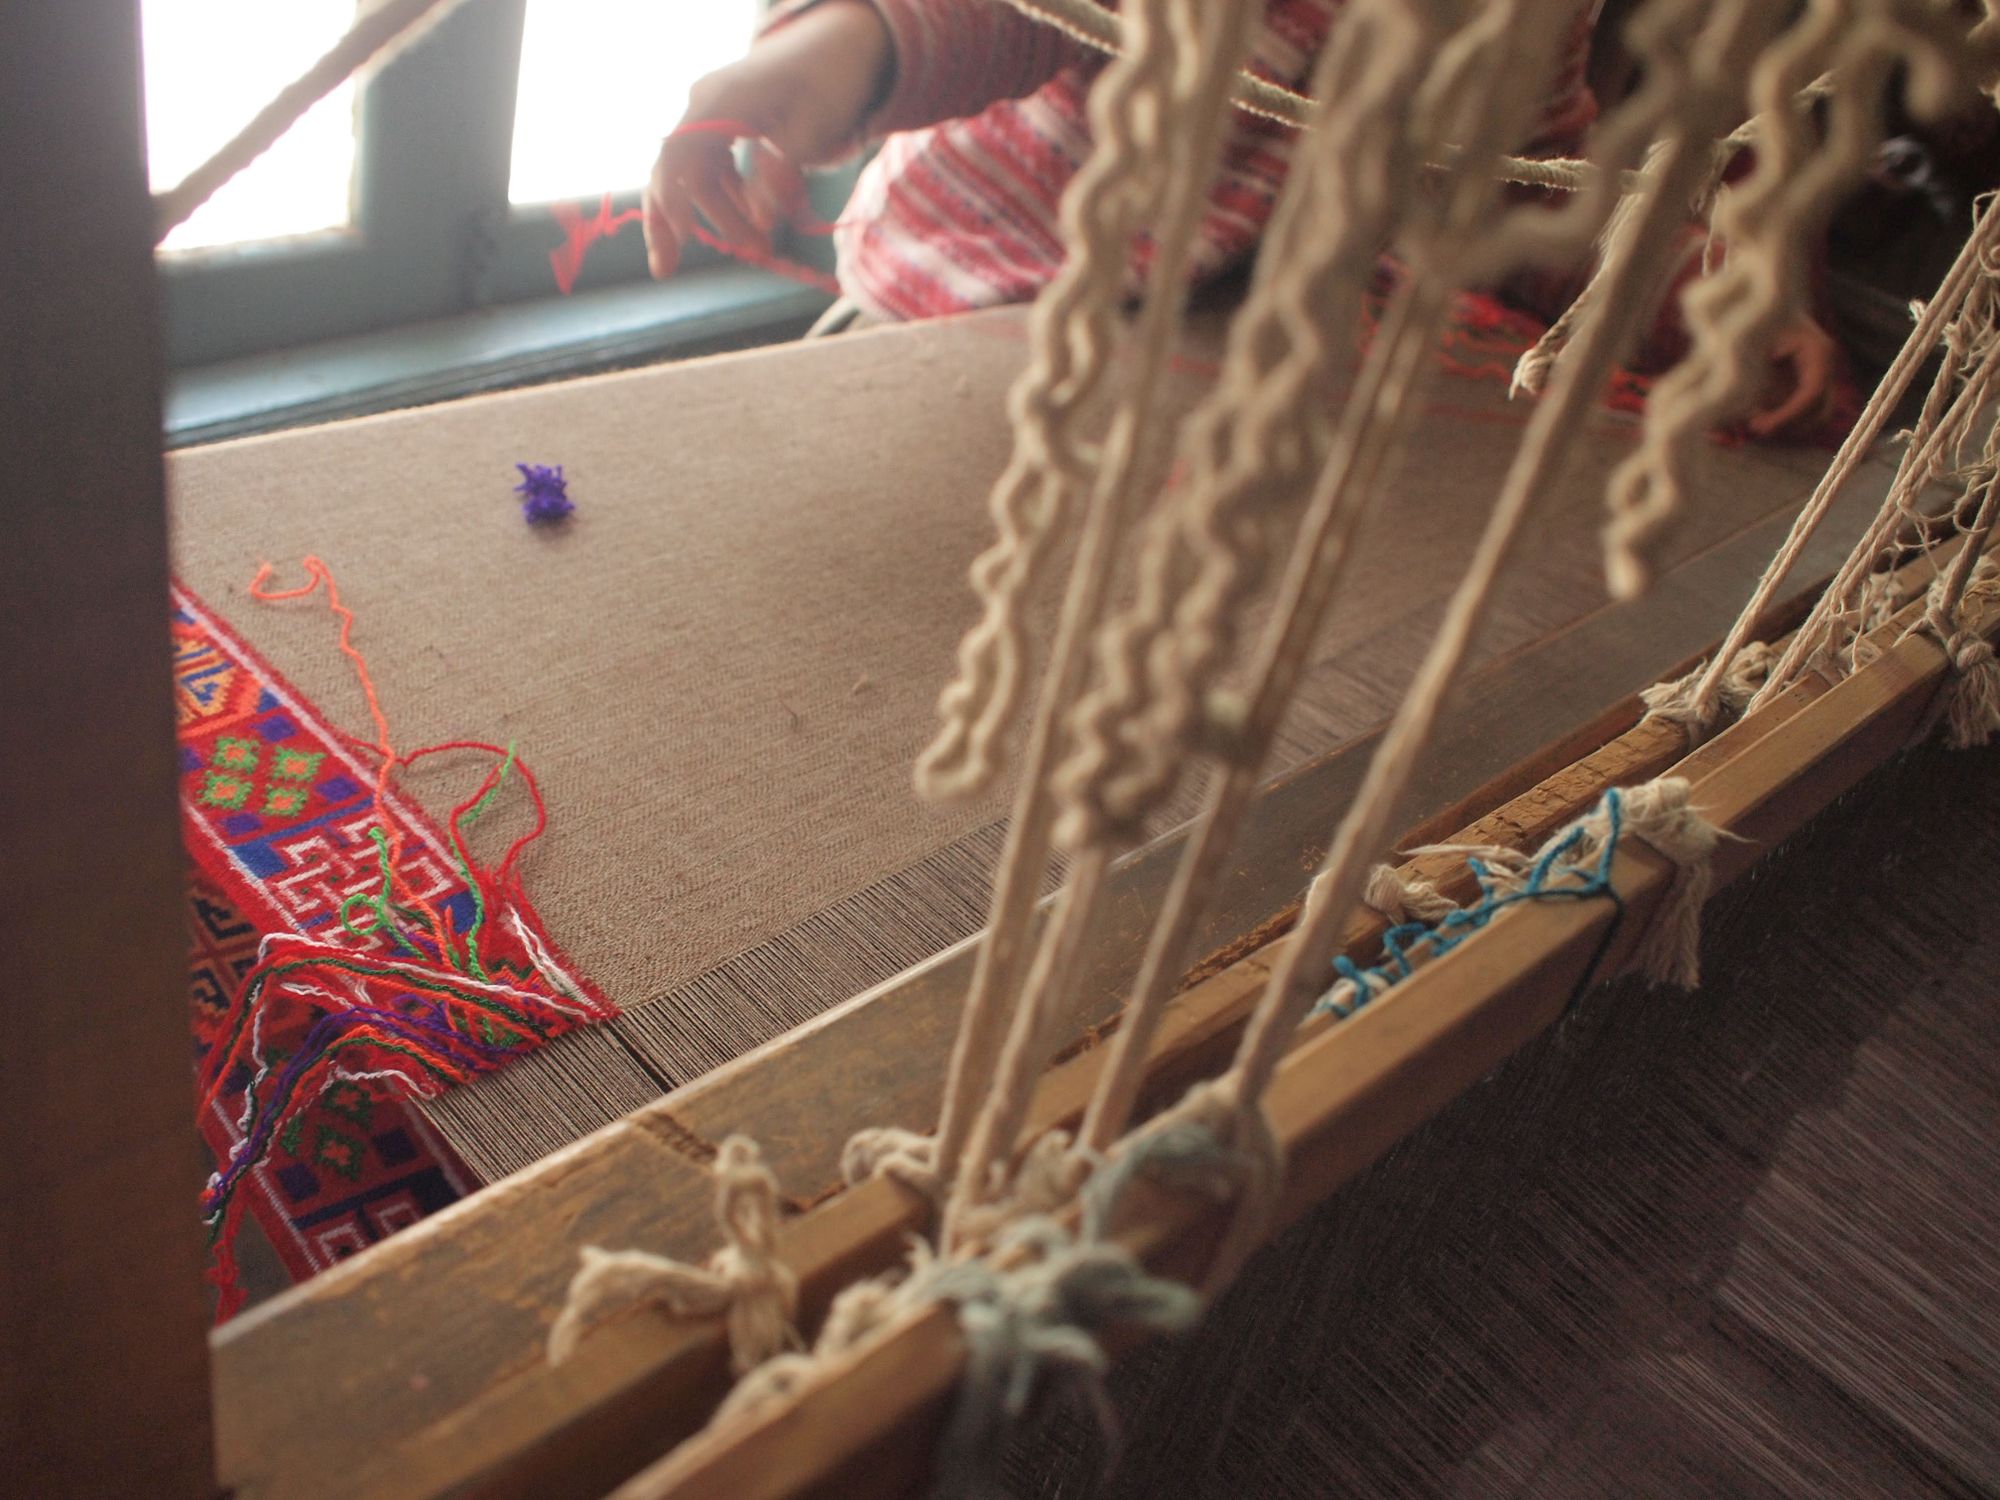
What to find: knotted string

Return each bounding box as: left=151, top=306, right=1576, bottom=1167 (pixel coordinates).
left=708, top=1179, right=1203, bottom=1499
left=549, top=1135, right=800, bottom=1376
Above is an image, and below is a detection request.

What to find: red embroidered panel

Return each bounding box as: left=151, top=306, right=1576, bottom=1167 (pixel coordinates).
left=173, top=585, right=616, bottom=1303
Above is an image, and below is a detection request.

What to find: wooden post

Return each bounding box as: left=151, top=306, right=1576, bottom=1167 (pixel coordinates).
left=0, top=4, right=216, bottom=1494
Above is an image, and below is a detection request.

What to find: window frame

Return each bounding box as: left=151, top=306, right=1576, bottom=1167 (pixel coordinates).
left=158, top=0, right=821, bottom=371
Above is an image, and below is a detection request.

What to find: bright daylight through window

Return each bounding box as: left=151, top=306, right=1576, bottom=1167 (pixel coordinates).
left=509, top=0, right=758, bottom=206
left=143, top=0, right=360, bottom=253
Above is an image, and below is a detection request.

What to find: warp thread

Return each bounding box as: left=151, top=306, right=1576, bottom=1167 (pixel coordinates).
left=924, top=0, right=1263, bottom=1229
left=549, top=1136, right=800, bottom=1377
left=1051, top=0, right=1447, bottom=850
left=1061, top=0, right=1659, bottom=1170
left=915, top=0, right=1236, bottom=808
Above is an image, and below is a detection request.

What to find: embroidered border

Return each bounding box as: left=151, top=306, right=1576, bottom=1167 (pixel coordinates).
left=173, top=584, right=616, bottom=1287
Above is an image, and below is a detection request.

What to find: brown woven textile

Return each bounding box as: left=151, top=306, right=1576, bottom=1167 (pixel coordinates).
left=168, top=308, right=1849, bottom=1178
left=1004, top=744, right=2000, bottom=1499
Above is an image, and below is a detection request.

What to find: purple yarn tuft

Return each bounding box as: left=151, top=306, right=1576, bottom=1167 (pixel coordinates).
left=513, top=462, right=576, bottom=525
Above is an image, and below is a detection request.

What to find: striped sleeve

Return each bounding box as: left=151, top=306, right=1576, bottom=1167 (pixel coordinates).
left=766, top=0, right=1096, bottom=139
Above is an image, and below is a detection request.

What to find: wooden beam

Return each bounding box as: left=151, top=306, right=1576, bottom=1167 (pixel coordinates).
left=0, top=4, right=216, bottom=1496
left=605, top=549, right=1999, bottom=1500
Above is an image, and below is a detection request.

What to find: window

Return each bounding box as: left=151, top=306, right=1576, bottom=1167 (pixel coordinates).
left=146, top=0, right=810, bottom=371
left=144, top=0, right=360, bottom=252
left=509, top=0, right=757, bottom=208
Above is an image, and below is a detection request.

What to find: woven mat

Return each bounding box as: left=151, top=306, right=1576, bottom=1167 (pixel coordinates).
left=169, top=306, right=1844, bottom=1186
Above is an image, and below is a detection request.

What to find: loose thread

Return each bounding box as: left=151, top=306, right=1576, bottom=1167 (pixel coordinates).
left=248, top=558, right=454, bottom=962
left=551, top=119, right=859, bottom=297
left=200, top=566, right=596, bottom=1316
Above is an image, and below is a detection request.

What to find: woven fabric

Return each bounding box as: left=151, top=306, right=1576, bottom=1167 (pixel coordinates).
left=169, top=308, right=1840, bottom=1183
left=174, top=586, right=611, bottom=1294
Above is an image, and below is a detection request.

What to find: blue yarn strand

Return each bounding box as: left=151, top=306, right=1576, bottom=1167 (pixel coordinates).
left=1316, top=788, right=1629, bottom=1020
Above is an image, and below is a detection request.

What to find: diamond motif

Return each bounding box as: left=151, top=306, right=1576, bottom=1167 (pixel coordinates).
left=212, top=736, right=261, bottom=772
left=271, top=747, right=325, bottom=783
left=200, top=771, right=254, bottom=810
left=262, top=783, right=310, bottom=817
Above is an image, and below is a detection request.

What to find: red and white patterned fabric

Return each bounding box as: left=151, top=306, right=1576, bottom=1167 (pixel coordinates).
left=771, top=0, right=1598, bottom=322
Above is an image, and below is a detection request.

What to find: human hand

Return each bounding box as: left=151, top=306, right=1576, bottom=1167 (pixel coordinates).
left=645, top=1, right=893, bottom=279
left=1745, top=313, right=1839, bottom=439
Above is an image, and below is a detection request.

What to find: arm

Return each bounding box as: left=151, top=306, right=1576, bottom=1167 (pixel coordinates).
left=645, top=0, right=1089, bottom=279
left=831, top=0, right=1093, bottom=137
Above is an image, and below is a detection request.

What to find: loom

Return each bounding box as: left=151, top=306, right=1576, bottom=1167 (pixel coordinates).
left=9, top=0, right=2000, bottom=1497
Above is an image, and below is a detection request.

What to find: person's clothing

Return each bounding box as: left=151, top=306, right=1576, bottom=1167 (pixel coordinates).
left=769, top=0, right=1598, bottom=323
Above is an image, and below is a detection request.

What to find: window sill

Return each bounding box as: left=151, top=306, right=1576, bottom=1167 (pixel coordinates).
left=165, top=269, right=831, bottom=449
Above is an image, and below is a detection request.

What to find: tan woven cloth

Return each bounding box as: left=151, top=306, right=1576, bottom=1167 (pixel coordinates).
left=168, top=307, right=1843, bottom=1173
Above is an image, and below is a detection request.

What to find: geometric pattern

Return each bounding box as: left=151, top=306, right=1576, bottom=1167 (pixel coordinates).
left=173, top=585, right=615, bottom=1301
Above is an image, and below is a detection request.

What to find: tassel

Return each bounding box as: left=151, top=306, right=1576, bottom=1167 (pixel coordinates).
left=1943, top=633, right=2000, bottom=750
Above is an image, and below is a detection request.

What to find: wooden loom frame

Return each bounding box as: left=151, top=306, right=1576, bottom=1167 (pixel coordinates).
left=6, top=6, right=1995, bottom=1497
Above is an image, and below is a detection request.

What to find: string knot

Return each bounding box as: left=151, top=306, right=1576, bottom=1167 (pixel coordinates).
left=1638, top=641, right=1777, bottom=742
left=927, top=1218, right=1202, bottom=1498
left=1717, top=639, right=1779, bottom=715
left=1616, top=776, right=1725, bottom=990
left=715, top=1265, right=915, bottom=1424
left=950, top=1130, right=1097, bottom=1250
left=1091, top=1079, right=1284, bottom=1293
left=1360, top=862, right=1459, bottom=924
left=842, top=1125, right=945, bottom=1204
left=1509, top=337, right=1558, bottom=398
left=547, top=1135, right=799, bottom=1376
left=1941, top=630, right=2000, bottom=749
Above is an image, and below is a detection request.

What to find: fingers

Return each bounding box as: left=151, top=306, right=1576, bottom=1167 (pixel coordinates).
left=743, top=141, right=809, bottom=236
left=690, top=166, right=768, bottom=257
left=644, top=155, right=693, bottom=280
left=643, top=132, right=778, bottom=280
left=1746, top=320, right=1838, bottom=438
